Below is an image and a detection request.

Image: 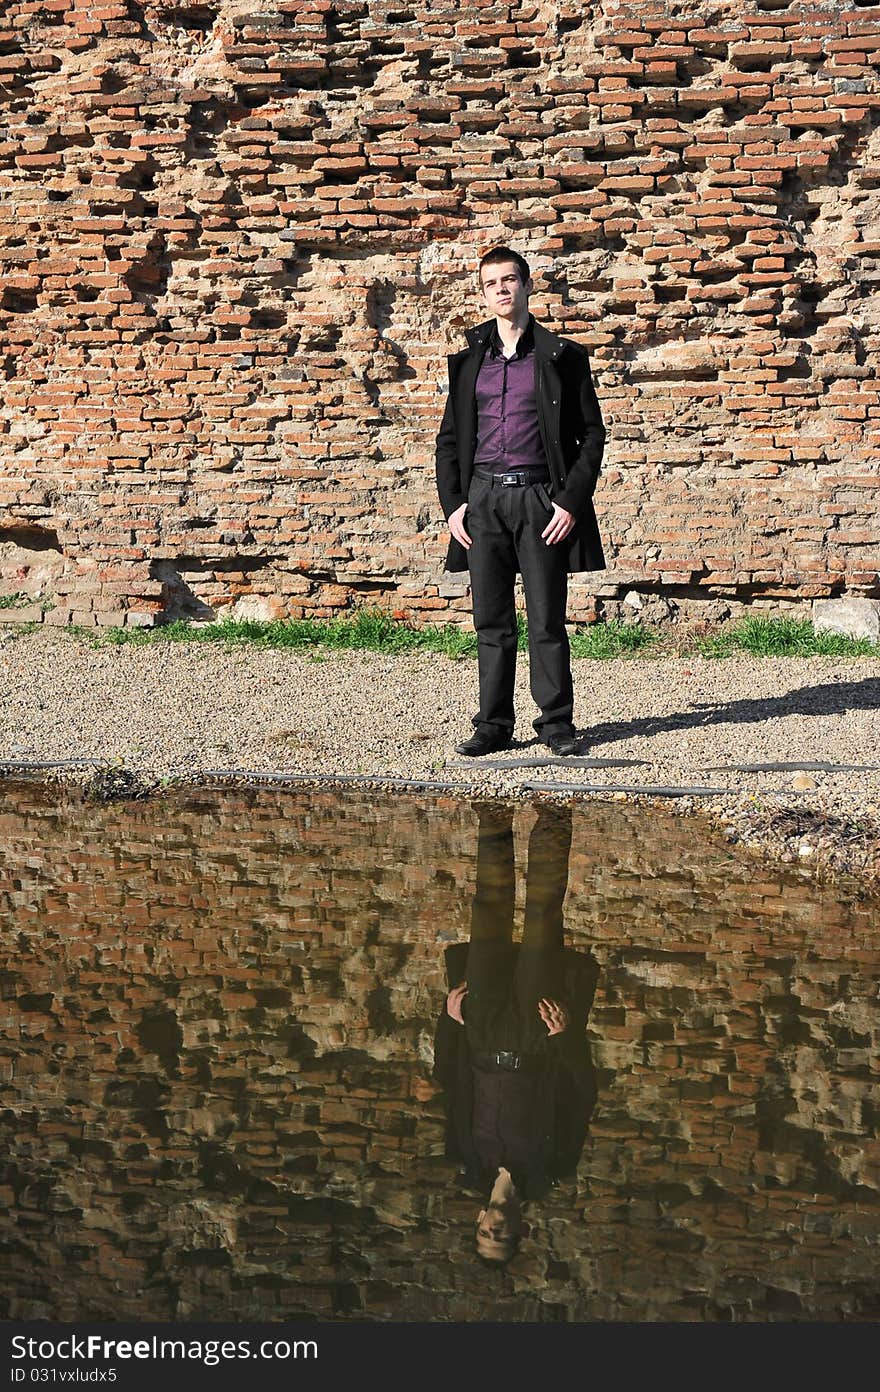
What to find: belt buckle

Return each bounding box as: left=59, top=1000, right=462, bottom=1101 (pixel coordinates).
left=495, top=1050, right=521, bottom=1070
left=499, top=472, right=522, bottom=488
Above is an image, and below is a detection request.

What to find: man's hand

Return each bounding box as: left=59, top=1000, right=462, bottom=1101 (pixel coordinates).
left=538, top=997, right=569, bottom=1036
left=448, top=502, right=472, bottom=550
left=446, top=981, right=468, bottom=1024
left=541, top=502, right=575, bottom=545
left=412, top=1074, right=441, bottom=1103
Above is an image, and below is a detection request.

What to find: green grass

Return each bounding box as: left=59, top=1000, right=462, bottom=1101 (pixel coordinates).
left=100, top=610, right=482, bottom=659
left=63, top=609, right=880, bottom=661
left=694, top=616, right=880, bottom=659
left=97, top=611, right=658, bottom=661
left=569, top=620, right=657, bottom=659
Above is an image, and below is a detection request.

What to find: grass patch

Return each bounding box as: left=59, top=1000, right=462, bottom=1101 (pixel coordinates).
left=100, top=610, right=483, bottom=659
left=694, top=616, right=880, bottom=659
left=570, top=620, right=657, bottom=659
left=691, top=629, right=737, bottom=659
left=0, top=592, right=53, bottom=611
left=97, top=611, right=659, bottom=661
left=58, top=609, right=880, bottom=661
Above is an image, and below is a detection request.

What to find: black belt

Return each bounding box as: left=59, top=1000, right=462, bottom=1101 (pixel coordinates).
left=472, top=1050, right=542, bottom=1073
left=474, top=466, right=551, bottom=489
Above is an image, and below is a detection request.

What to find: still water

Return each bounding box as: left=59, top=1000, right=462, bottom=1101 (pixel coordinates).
left=1, top=780, right=878, bottom=1322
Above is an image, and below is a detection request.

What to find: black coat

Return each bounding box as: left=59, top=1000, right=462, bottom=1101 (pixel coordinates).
left=432, top=942, right=598, bottom=1200
left=434, top=316, right=607, bottom=574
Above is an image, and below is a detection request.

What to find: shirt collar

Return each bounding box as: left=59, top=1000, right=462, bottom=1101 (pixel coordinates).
left=488, top=314, right=535, bottom=359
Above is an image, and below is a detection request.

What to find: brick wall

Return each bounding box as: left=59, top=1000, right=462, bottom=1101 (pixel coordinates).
left=2, top=783, right=878, bottom=1320
left=0, top=2, right=879, bottom=628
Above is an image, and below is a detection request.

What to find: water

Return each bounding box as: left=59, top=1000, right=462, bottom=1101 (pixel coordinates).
left=1, top=780, right=878, bottom=1322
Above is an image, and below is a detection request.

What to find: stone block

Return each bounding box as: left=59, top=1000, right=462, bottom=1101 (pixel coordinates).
left=0, top=603, right=44, bottom=624
left=812, top=597, right=880, bottom=640
left=438, top=572, right=469, bottom=599
left=218, top=596, right=278, bottom=623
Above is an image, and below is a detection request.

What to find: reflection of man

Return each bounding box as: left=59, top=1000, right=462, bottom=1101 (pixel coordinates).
left=431, top=802, right=597, bottom=1263
left=434, top=246, right=606, bottom=758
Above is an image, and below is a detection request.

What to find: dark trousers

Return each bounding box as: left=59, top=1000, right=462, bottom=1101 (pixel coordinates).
left=466, top=469, right=574, bottom=738
left=465, top=803, right=572, bottom=1058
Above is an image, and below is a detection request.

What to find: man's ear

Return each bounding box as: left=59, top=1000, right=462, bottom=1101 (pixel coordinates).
left=524, top=276, right=534, bottom=295
left=477, top=1209, right=487, bottom=1224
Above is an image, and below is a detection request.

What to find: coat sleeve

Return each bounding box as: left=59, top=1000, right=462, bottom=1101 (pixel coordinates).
left=434, top=373, right=467, bottom=521
left=433, top=1006, right=464, bottom=1088
left=552, top=1067, right=596, bottom=1176
left=547, top=1029, right=596, bottom=1176
left=433, top=1005, right=477, bottom=1168
left=554, top=346, right=606, bottom=518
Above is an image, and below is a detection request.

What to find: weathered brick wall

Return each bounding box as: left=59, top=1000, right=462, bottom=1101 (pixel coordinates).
left=2, top=784, right=878, bottom=1319
left=0, top=2, right=879, bottom=628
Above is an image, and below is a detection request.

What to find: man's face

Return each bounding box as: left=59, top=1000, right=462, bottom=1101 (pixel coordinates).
left=479, top=260, right=531, bottom=322
left=475, top=1199, right=522, bottom=1262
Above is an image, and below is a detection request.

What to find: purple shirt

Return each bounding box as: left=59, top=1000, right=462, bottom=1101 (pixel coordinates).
left=473, top=319, right=549, bottom=475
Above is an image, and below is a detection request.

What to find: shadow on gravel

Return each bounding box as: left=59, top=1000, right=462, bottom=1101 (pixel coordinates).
left=585, top=678, right=880, bottom=749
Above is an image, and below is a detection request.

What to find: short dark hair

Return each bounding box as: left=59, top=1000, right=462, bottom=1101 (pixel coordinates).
left=478, top=245, right=530, bottom=286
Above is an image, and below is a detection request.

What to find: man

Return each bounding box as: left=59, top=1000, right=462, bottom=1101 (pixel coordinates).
left=431, top=803, right=598, bottom=1265
left=434, top=246, right=607, bottom=757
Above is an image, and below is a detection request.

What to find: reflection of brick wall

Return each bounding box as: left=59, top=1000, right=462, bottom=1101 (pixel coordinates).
left=1, top=783, right=879, bottom=1320
left=1, top=5, right=879, bottom=628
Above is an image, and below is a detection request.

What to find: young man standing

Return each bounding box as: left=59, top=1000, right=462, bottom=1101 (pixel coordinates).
left=435, top=247, right=607, bottom=756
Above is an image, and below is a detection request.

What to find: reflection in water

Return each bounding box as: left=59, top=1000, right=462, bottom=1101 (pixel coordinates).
left=432, top=804, right=597, bottom=1263
left=0, top=780, right=879, bottom=1321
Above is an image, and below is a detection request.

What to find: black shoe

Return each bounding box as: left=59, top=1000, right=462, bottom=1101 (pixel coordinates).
left=545, top=731, right=582, bottom=757
left=455, top=729, right=512, bottom=757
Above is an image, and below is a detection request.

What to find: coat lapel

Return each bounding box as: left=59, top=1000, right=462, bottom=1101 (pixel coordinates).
left=453, top=320, right=492, bottom=467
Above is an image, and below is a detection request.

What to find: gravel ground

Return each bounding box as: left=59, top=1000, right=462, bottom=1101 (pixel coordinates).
left=2, top=627, right=879, bottom=885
